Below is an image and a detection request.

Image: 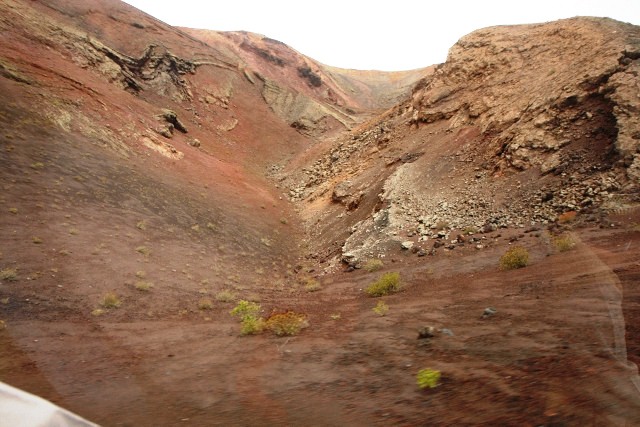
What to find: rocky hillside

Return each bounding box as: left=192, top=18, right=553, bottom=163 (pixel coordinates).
left=278, top=17, right=640, bottom=268
left=0, top=0, right=435, bottom=329
left=2, top=2, right=640, bottom=425
left=182, top=29, right=431, bottom=136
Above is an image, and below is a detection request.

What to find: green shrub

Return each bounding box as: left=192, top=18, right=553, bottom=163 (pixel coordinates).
left=230, top=300, right=264, bottom=335
left=372, top=300, right=389, bottom=316
left=366, top=272, right=401, bottom=297
left=363, top=259, right=384, bottom=272
left=266, top=312, right=308, bottom=336
left=499, top=246, right=529, bottom=270
left=240, top=316, right=265, bottom=335
left=416, top=369, right=441, bottom=389
left=553, top=235, right=575, bottom=252
left=230, top=300, right=261, bottom=318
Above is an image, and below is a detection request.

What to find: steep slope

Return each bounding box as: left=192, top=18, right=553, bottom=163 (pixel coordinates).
left=0, top=0, right=314, bottom=252
left=183, top=28, right=431, bottom=136
left=282, top=17, right=640, bottom=267
left=0, top=0, right=320, bottom=420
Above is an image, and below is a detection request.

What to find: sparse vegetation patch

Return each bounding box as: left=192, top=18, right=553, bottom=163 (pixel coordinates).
left=500, top=246, right=529, bottom=270
left=230, top=300, right=264, bottom=335
left=302, top=277, right=321, bottom=292
left=416, top=369, right=441, bottom=389
left=215, top=290, right=236, bottom=303
left=198, top=298, right=213, bottom=310
left=553, top=234, right=576, bottom=252
left=230, top=300, right=261, bottom=318
left=363, top=258, right=384, bottom=272
left=100, top=292, right=121, bottom=308
left=239, top=316, right=265, bottom=335
left=372, top=300, right=389, bottom=316
left=134, top=281, right=153, bottom=291
left=0, top=268, right=18, bottom=282
left=91, top=308, right=105, bottom=317
left=136, top=246, right=151, bottom=256
left=266, top=312, right=309, bottom=336
left=366, top=272, right=401, bottom=297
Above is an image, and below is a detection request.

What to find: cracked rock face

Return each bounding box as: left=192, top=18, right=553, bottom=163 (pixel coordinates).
left=410, top=18, right=639, bottom=176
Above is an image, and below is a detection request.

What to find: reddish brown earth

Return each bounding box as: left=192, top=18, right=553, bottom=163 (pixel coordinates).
left=1, top=0, right=639, bottom=426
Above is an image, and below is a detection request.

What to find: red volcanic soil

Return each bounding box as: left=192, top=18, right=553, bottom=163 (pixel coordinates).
left=2, top=189, right=640, bottom=426
left=2, top=91, right=639, bottom=424
left=0, top=1, right=639, bottom=426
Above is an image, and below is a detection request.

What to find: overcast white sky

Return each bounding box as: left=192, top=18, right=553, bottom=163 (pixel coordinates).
left=123, top=0, right=639, bottom=71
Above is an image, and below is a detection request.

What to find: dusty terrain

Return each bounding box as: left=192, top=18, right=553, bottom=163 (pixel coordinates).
left=1, top=0, right=639, bottom=425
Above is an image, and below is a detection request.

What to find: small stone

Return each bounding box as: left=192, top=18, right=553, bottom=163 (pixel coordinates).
left=482, top=223, right=497, bottom=233
left=332, top=181, right=353, bottom=202
left=401, top=241, right=414, bottom=250
left=418, top=326, right=435, bottom=339
left=482, top=307, right=497, bottom=318
left=342, top=252, right=358, bottom=266
left=156, top=125, right=173, bottom=138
